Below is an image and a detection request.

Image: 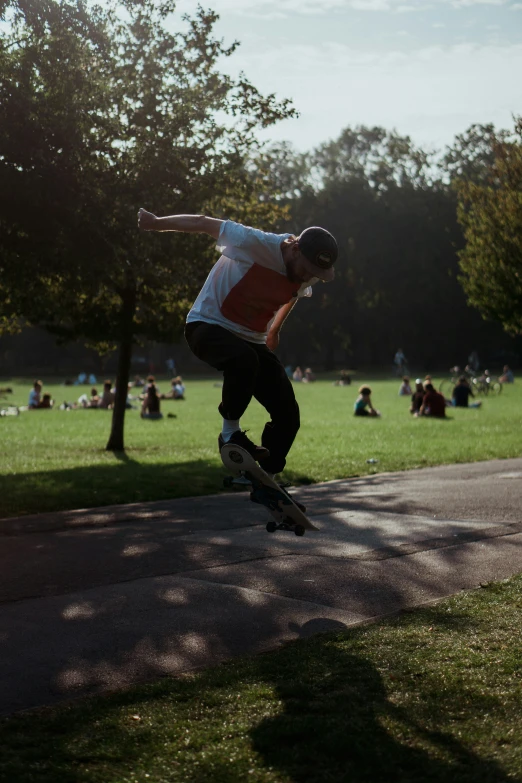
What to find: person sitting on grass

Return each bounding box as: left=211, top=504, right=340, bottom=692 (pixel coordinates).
left=78, top=387, right=100, bottom=408
left=141, top=380, right=163, bottom=419
left=354, top=385, right=381, bottom=417
left=89, top=388, right=100, bottom=407
left=39, top=393, right=53, bottom=409
left=451, top=376, right=482, bottom=409
left=499, top=365, right=514, bottom=384
left=98, top=380, right=115, bottom=409
left=333, top=369, right=352, bottom=386
left=28, top=385, right=53, bottom=409
left=292, top=366, right=303, bottom=382
left=161, top=376, right=185, bottom=400
left=28, top=380, right=43, bottom=409
left=417, top=383, right=446, bottom=418
left=398, top=375, right=412, bottom=396
left=410, top=379, right=425, bottom=415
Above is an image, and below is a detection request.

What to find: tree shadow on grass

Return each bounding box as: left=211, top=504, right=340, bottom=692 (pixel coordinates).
left=111, top=449, right=139, bottom=464
left=0, top=607, right=516, bottom=783
left=250, top=628, right=512, bottom=783
left=0, top=458, right=229, bottom=520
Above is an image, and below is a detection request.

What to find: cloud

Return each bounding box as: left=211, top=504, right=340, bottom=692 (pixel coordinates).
left=176, top=0, right=514, bottom=13
left=176, top=0, right=351, bottom=15
left=349, top=0, right=392, bottom=9
left=227, top=39, right=522, bottom=150
left=449, top=0, right=508, bottom=6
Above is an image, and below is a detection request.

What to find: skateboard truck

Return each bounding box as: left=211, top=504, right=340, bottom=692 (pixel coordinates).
left=266, top=519, right=306, bottom=536
left=222, top=474, right=252, bottom=489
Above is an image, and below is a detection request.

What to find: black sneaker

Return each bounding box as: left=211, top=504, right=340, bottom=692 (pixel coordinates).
left=218, top=430, right=270, bottom=462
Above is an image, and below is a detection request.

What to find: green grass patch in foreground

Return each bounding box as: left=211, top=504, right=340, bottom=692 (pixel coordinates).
left=1, top=377, right=521, bottom=519
left=2, top=574, right=522, bottom=782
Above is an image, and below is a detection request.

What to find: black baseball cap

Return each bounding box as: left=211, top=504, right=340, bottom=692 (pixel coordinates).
left=297, top=226, right=338, bottom=282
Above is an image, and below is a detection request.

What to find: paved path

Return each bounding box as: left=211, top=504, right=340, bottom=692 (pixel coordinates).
left=1, top=458, right=522, bottom=715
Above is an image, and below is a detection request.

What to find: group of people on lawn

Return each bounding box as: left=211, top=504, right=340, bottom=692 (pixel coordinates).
left=23, top=364, right=514, bottom=424
left=353, top=365, right=516, bottom=419
left=26, top=375, right=185, bottom=418
left=290, top=366, right=316, bottom=383
left=351, top=378, right=452, bottom=419
left=28, top=379, right=117, bottom=411
left=355, top=378, right=441, bottom=418
left=399, top=375, right=481, bottom=418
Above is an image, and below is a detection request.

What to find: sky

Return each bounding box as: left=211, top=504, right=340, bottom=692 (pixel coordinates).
left=174, top=0, right=522, bottom=154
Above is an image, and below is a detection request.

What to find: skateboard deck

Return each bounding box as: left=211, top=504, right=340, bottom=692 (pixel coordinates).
left=220, top=443, right=318, bottom=535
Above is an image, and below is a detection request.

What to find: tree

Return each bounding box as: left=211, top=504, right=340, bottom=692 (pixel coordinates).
left=312, top=125, right=435, bottom=191
left=456, top=118, right=522, bottom=336
left=0, top=0, right=295, bottom=449
left=443, top=123, right=511, bottom=185
left=272, top=126, right=460, bottom=368
left=251, top=142, right=314, bottom=202
left=257, top=123, right=515, bottom=370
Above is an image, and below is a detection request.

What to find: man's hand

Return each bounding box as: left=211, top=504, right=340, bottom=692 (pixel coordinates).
left=138, top=208, right=157, bottom=231
left=266, top=331, right=280, bottom=352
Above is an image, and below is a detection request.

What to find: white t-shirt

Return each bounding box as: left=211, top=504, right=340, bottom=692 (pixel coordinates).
left=186, top=220, right=314, bottom=344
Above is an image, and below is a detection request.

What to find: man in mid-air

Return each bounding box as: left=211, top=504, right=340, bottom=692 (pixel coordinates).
left=138, top=208, right=338, bottom=481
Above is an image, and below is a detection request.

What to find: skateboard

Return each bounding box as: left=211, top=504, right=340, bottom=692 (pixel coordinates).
left=220, top=443, right=318, bottom=536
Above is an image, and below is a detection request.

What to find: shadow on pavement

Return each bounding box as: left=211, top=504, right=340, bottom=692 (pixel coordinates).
left=2, top=458, right=522, bottom=716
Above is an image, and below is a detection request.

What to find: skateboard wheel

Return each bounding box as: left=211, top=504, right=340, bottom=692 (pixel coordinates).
left=294, top=525, right=305, bottom=537
left=266, top=521, right=277, bottom=533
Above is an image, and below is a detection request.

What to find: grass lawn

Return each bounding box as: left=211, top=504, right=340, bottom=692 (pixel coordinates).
left=1, top=375, right=521, bottom=519
left=1, top=573, right=521, bottom=782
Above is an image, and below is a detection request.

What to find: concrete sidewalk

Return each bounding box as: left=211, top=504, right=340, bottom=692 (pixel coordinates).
left=1, top=458, right=522, bottom=716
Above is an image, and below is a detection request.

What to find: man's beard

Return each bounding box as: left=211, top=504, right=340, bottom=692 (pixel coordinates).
left=285, top=265, right=302, bottom=284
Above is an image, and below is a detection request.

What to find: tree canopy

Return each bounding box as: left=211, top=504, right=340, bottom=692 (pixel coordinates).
left=1, top=2, right=519, bottom=405
left=0, top=0, right=295, bottom=448
left=456, top=118, right=522, bottom=336
left=250, top=124, right=519, bottom=372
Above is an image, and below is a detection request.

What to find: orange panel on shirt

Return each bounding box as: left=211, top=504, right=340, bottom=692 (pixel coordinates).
left=221, top=264, right=298, bottom=333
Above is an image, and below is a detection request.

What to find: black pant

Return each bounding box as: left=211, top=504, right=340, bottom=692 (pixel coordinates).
left=185, top=321, right=300, bottom=474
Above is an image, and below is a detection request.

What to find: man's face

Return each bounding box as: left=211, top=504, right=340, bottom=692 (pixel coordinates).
left=283, top=241, right=316, bottom=284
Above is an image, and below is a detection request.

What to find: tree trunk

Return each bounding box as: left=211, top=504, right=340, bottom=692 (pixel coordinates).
left=106, top=289, right=136, bottom=452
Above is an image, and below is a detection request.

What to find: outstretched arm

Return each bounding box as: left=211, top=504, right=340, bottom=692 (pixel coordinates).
left=138, top=208, right=223, bottom=239
left=266, top=299, right=297, bottom=352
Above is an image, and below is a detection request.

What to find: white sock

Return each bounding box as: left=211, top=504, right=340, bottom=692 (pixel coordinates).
left=221, top=419, right=240, bottom=442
